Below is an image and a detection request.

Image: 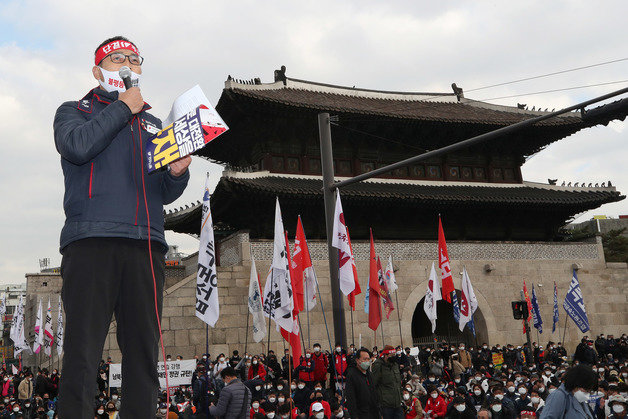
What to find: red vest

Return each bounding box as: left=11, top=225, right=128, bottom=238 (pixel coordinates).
left=334, top=354, right=348, bottom=377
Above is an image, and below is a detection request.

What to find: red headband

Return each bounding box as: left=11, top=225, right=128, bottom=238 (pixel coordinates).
left=95, top=40, right=140, bottom=65
left=381, top=349, right=396, bottom=356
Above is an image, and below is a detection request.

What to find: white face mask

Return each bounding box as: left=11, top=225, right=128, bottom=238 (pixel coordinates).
left=269, top=397, right=276, bottom=403
left=277, top=386, right=283, bottom=391
left=278, top=397, right=285, bottom=403
left=98, top=410, right=104, bottom=415
left=160, top=409, right=168, bottom=414
left=531, top=396, right=540, bottom=404
left=431, top=393, right=438, bottom=399
left=315, top=412, right=325, bottom=419
left=613, top=404, right=625, bottom=414
left=574, top=390, right=590, bottom=403
left=518, top=387, right=527, bottom=395
left=455, top=404, right=465, bottom=412
left=336, top=411, right=344, bottom=418
left=495, top=394, right=504, bottom=400
left=492, top=404, right=502, bottom=412
left=267, top=413, right=276, bottom=418
left=298, top=384, right=305, bottom=390
left=97, top=66, right=141, bottom=93
left=252, top=402, right=260, bottom=409
left=403, top=394, right=410, bottom=400
left=474, top=389, right=482, bottom=396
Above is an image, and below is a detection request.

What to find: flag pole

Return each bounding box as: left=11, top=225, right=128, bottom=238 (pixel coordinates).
left=305, top=272, right=311, bottom=349
left=266, top=269, right=276, bottom=359
left=244, top=311, right=250, bottom=356
left=394, top=291, right=403, bottom=348
left=297, top=315, right=306, bottom=354
left=561, top=314, right=568, bottom=346
left=379, top=300, right=385, bottom=347
left=350, top=307, right=355, bottom=346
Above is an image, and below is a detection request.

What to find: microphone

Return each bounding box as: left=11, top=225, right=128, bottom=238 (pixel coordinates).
left=119, top=66, right=133, bottom=90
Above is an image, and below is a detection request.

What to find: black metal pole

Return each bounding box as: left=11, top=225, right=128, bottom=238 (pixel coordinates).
left=318, top=112, right=347, bottom=349
left=205, top=324, right=209, bottom=356
left=332, top=87, right=628, bottom=190
left=350, top=307, right=355, bottom=346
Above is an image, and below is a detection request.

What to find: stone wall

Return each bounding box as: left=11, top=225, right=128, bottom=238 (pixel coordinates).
left=22, top=234, right=628, bottom=369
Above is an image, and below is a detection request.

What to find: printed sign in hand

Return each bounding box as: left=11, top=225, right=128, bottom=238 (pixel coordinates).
left=145, top=85, right=228, bottom=172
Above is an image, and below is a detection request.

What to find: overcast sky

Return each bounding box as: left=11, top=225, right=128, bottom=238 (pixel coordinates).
left=0, top=0, right=626, bottom=285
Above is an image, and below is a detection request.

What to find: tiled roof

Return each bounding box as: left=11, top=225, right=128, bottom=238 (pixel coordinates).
left=213, top=172, right=624, bottom=208
left=225, top=83, right=583, bottom=127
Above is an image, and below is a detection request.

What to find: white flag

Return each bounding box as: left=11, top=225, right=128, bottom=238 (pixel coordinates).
left=43, top=298, right=54, bottom=357
left=248, top=256, right=266, bottom=343
left=56, top=296, right=64, bottom=357
left=0, top=294, right=6, bottom=318
left=33, top=299, right=44, bottom=354
left=11, top=365, right=17, bottom=375
left=196, top=177, right=219, bottom=327
left=10, top=296, right=29, bottom=356
left=458, top=267, right=478, bottom=332
left=331, top=190, right=356, bottom=296
left=262, top=198, right=294, bottom=333
left=423, top=263, right=442, bottom=333
left=385, top=255, right=398, bottom=293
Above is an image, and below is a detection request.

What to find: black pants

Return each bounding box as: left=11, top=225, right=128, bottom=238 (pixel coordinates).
left=57, top=237, right=165, bottom=418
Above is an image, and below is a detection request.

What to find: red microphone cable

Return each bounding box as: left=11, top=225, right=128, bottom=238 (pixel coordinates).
left=131, top=115, right=171, bottom=399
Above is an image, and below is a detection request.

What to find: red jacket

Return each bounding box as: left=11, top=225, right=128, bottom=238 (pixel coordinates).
left=248, top=363, right=266, bottom=381
left=334, top=354, right=348, bottom=378
left=424, top=395, right=447, bottom=418
left=312, top=353, right=329, bottom=382
left=250, top=407, right=265, bottom=419
left=297, top=356, right=315, bottom=382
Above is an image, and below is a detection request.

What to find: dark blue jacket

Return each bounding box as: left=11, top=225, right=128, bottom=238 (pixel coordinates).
left=53, top=88, right=189, bottom=252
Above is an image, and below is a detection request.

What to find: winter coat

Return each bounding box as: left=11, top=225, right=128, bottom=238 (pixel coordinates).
left=209, top=378, right=251, bottom=419
left=371, top=358, right=402, bottom=409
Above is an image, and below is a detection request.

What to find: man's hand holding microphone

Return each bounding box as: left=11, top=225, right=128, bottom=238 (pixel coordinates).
left=118, top=66, right=191, bottom=177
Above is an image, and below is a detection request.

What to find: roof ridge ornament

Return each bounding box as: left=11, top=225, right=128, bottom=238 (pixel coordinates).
left=451, top=83, right=464, bottom=101
left=274, top=65, right=287, bottom=85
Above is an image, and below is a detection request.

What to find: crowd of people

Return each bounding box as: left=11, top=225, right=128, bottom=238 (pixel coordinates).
left=0, top=333, right=626, bottom=418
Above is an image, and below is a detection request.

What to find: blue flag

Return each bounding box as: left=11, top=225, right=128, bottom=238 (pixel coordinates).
left=468, top=316, right=476, bottom=337
left=452, top=291, right=460, bottom=323
left=364, top=290, right=369, bottom=314
left=531, top=285, right=543, bottom=334
left=552, top=282, right=559, bottom=333
left=563, top=270, right=590, bottom=333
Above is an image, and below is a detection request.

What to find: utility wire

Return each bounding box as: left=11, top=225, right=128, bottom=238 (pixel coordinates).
left=477, top=79, right=628, bottom=101
left=467, top=57, right=628, bottom=92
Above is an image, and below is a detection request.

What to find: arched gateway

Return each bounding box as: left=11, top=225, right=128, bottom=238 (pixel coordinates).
left=411, top=292, right=488, bottom=347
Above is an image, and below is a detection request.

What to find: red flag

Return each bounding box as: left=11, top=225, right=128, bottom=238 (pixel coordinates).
left=346, top=227, right=361, bottom=311
left=377, top=256, right=395, bottom=319
left=368, top=229, right=382, bottom=331
left=294, top=217, right=317, bottom=312
left=522, top=280, right=534, bottom=333
left=281, top=231, right=302, bottom=365
left=438, top=215, right=455, bottom=302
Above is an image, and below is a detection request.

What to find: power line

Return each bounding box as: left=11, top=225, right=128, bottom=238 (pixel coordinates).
left=467, top=57, right=628, bottom=93
left=477, top=79, right=628, bottom=101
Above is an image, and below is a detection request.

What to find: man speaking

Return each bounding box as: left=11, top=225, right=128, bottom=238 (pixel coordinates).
left=53, top=36, right=191, bottom=417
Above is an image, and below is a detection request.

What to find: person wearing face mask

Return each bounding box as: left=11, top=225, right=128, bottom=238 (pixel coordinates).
left=540, top=364, right=598, bottom=418
left=296, top=352, right=316, bottom=389
left=514, top=384, right=532, bottom=415
left=311, top=344, right=329, bottom=387
left=448, top=353, right=465, bottom=380
left=470, top=384, right=487, bottom=410
left=372, top=346, right=403, bottom=419
left=18, top=372, right=33, bottom=402
left=345, top=348, right=379, bottom=419
left=308, top=391, right=331, bottom=419
left=456, top=345, right=473, bottom=373
left=293, top=381, right=311, bottom=414
left=248, top=356, right=268, bottom=384
left=608, top=394, right=628, bottom=418
left=95, top=404, right=107, bottom=419
left=444, top=395, right=474, bottom=418
left=332, top=345, right=348, bottom=391
left=309, top=402, right=328, bottom=419
left=486, top=385, right=516, bottom=419
left=54, top=36, right=191, bottom=418
left=401, top=388, right=422, bottom=419
left=424, top=387, right=447, bottom=418
left=405, top=374, right=426, bottom=399
left=249, top=399, right=266, bottom=419
left=329, top=401, right=349, bottom=419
